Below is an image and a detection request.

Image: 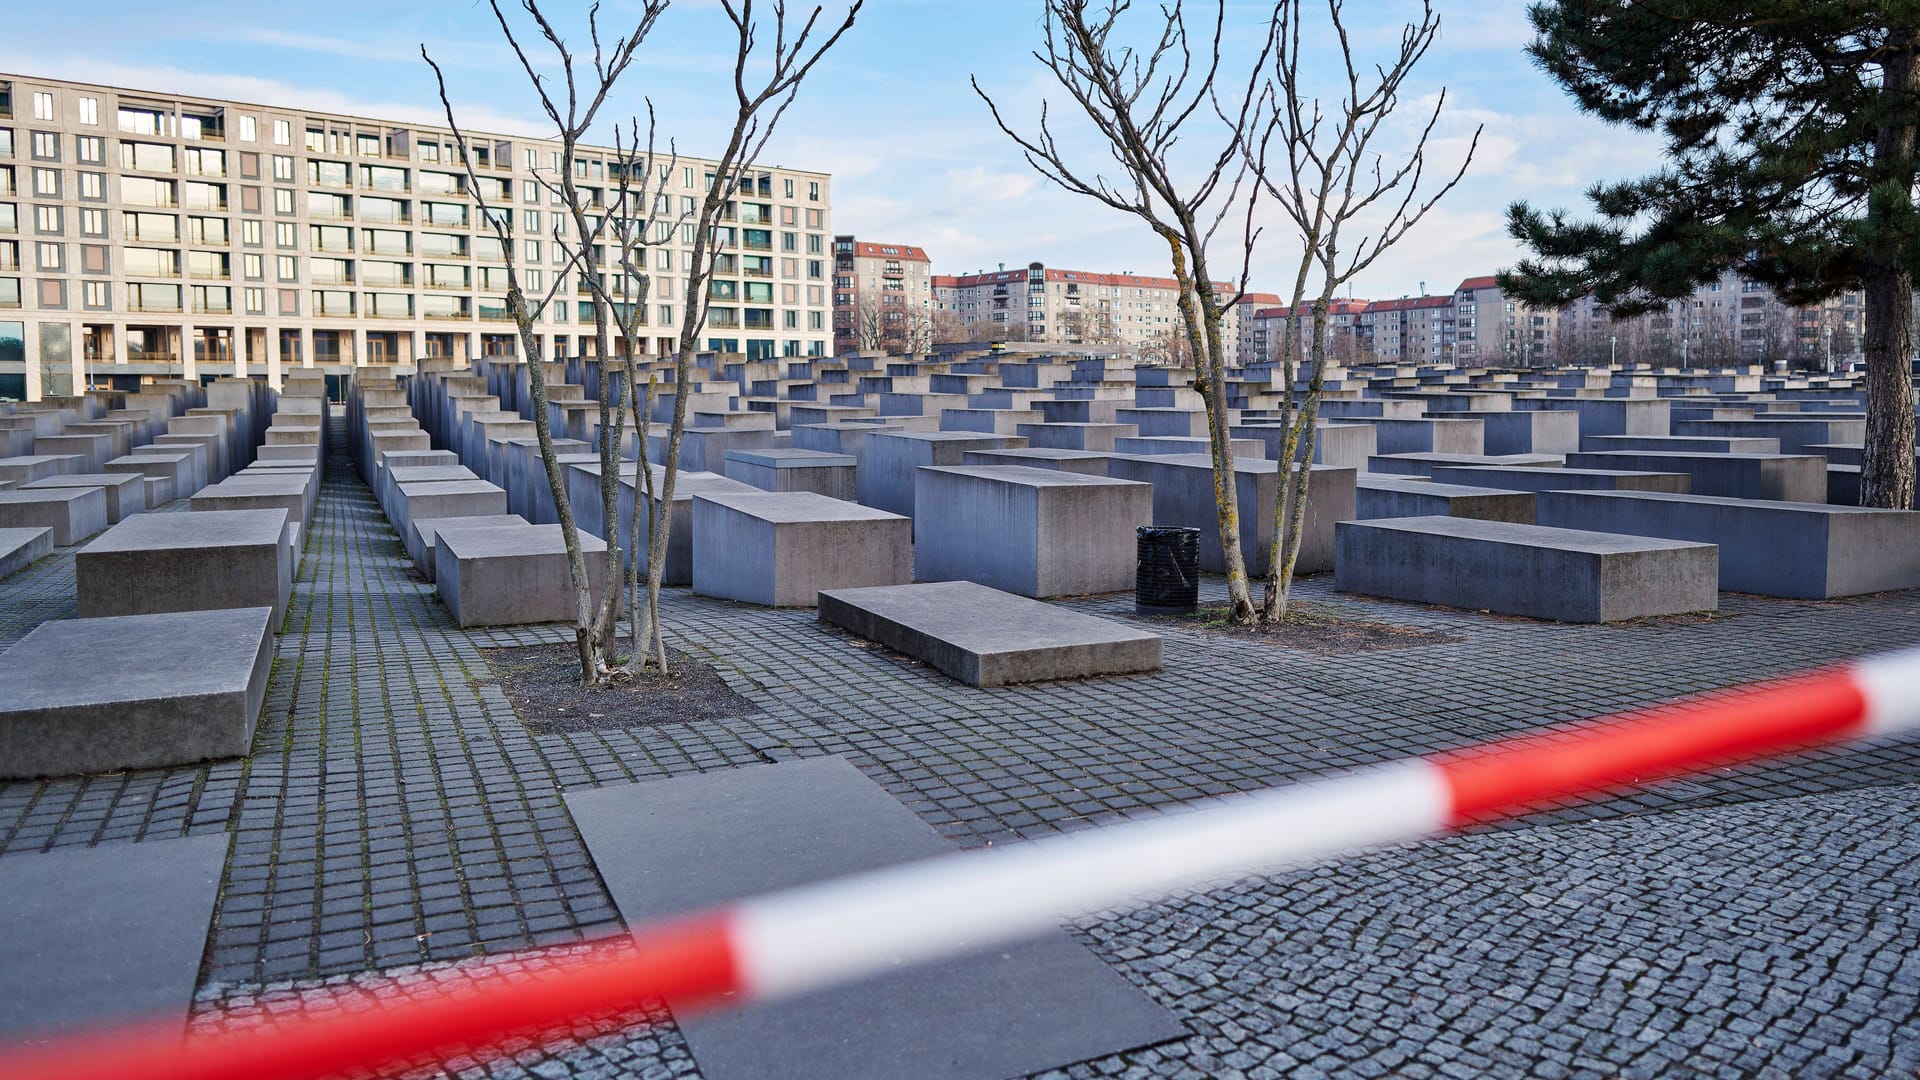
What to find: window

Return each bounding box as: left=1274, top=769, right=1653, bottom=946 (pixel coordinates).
left=119, top=141, right=173, bottom=172
left=522, top=209, right=540, bottom=232
left=275, top=221, right=296, bottom=248
left=0, top=279, right=17, bottom=308
left=32, top=92, right=53, bottom=122
left=83, top=281, right=109, bottom=307
left=37, top=241, right=62, bottom=270
left=79, top=209, right=104, bottom=236
left=0, top=129, right=11, bottom=159
left=781, top=231, right=797, bottom=252
left=245, top=287, right=265, bottom=313
left=32, top=168, right=56, bottom=197
left=271, top=155, right=293, bottom=182
left=128, top=282, right=182, bottom=311
left=35, top=205, right=59, bottom=233
left=30, top=131, right=56, bottom=160
left=524, top=239, right=540, bottom=263
left=242, top=219, right=262, bottom=246
left=76, top=136, right=102, bottom=164
left=277, top=255, right=298, bottom=280
left=783, top=178, right=794, bottom=198
left=807, top=233, right=823, bottom=254
left=75, top=96, right=97, bottom=126
left=808, top=181, right=820, bottom=201
left=238, top=115, right=256, bottom=142
left=272, top=119, right=292, bottom=145
left=244, top=253, right=263, bottom=279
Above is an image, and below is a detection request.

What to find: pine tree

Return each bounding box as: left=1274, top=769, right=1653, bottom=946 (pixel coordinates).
left=1499, top=1, right=1920, bottom=508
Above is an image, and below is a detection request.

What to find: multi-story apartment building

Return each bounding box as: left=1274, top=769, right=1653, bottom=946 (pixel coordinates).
left=1249, top=298, right=1370, bottom=367
left=830, top=235, right=931, bottom=354
left=1232, top=292, right=1281, bottom=364
left=1451, top=275, right=1558, bottom=366
left=932, top=261, right=1239, bottom=362
left=1358, top=294, right=1452, bottom=363
left=0, top=73, right=835, bottom=399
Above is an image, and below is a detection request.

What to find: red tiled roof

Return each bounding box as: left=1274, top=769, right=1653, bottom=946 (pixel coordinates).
left=936, top=266, right=1232, bottom=291
left=1364, top=295, right=1452, bottom=313
left=1456, top=275, right=1499, bottom=291
left=1254, top=299, right=1373, bottom=319
left=852, top=242, right=930, bottom=262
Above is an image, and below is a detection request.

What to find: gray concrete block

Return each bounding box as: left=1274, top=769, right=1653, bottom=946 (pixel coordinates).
left=411, top=515, right=531, bottom=581
left=859, top=431, right=1027, bottom=517
left=818, top=580, right=1163, bottom=686
left=914, top=465, right=1153, bottom=597
left=0, top=487, right=110, bottom=545
left=32, top=434, right=113, bottom=472
left=1365, top=452, right=1563, bottom=477
left=1334, top=516, right=1718, bottom=622
left=1429, top=465, right=1692, bottom=494
left=1356, top=476, right=1535, bottom=523
left=23, top=473, right=148, bottom=523
left=1673, top=417, right=1866, bottom=456
left=1016, top=422, right=1137, bottom=452
left=0, top=527, right=53, bottom=580
left=1564, top=451, right=1827, bottom=503
left=434, top=523, right=610, bottom=627
left=1113, top=435, right=1264, bottom=459
left=1580, top=434, right=1781, bottom=455
left=961, top=447, right=1114, bottom=476
left=723, top=448, right=858, bottom=500
left=1514, top=397, right=1670, bottom=438
left=105, top=452, right=199, bottom=499
left=692, top=491, right=911, bottom=606
left=1534, top=489, right=1920, bottom=598
left=395, top=480, right=509, bottom=565
left=0, top=455, right=81, bottom=487
left=1104, top=454, right=1355, bottom=576
left=0, top=607, right=275, bottom=779
left=76, top=508, right=292, bottom=623
left=1369, top=417, right=1485, bottom=456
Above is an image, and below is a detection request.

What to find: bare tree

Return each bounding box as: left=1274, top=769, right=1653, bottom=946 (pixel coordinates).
left=628, top=0, right=862, bottom=670
left=901, top=306, right=936, bottom=354
left=977, top=0, right=1276, bottom=622
left=427, top=0, right=665, bottom=687
left=854, top=295, right=887, bottom=351
left=1251, top=0, right=1478, bottom=622
left=931, top=308, right=969, bottom=344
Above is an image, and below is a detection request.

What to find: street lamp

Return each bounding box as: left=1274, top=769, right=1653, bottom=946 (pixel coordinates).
left=1610, top=334, right=1617, bottom=368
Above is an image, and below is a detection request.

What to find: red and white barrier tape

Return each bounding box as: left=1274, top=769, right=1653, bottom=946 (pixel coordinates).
left=8, top=645, right=1920, bottom=1080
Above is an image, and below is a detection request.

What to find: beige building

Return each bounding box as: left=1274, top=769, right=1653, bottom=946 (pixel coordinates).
left=831, top=236, right=932, bottom=354
left=0, top=72, right=835, bottom=400
left=932, top=261, right=1239, bottom=361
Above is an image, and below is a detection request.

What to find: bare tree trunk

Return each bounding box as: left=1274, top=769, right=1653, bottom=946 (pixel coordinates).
left=1863, top=38, right=1919, bottom=510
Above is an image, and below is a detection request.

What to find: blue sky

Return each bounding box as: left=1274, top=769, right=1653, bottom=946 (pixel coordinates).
left=2, top=0, right=1662, bottom=301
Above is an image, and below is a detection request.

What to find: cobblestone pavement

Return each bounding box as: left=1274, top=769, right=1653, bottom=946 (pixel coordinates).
left=3, top=427, right=1919, bottom=1078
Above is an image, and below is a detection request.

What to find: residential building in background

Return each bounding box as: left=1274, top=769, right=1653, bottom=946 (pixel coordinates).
left=831, top=235, right=931, bottom=354
left=930, top=261, right=1240, bottom=362
left=1249, top=298, right=1370, bottom=367
left=0, top=72, right=835, bottom=398
left=1359, top=293, right=1453, bottom=363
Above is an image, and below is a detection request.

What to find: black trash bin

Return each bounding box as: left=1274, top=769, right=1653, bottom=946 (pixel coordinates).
left=1135, top=525, right=1200, bottom=615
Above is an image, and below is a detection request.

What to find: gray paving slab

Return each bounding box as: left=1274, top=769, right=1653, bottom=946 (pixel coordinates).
left=0, top=833, right=229, bottom=1044
left=565, top=756, right=1185, bottom=1080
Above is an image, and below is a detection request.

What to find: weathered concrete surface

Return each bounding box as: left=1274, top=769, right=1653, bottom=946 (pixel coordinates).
left=914, top=465, right=1153, bottom=598
left=1564, top=451, right=1827, bottom=503
left=691, top=491, right=911, bottom=607
left=1534, top=489, right=1920, bottom=599
left=76, top=508, right=293, bottom=623
left=818, top=580, right=1163, bottom=686
left=0, top=607, right=275, bottom=779
left=1334, top=516, right=1718, bottom=623
left=23, top=473, right=147, bottom=523
left=0, top=487, right=109, bottom=545
left=0, top=527, right=53, bottom=579
left=1355, top=476, right=1535, bottom=524
left=722, top=448, right=858, bottom=501
left=435, top=523, right=610, bottom=628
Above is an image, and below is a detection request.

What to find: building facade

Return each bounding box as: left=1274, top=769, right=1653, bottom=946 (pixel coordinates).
left=931, top=261, right=1239, bottom=362
left=0, top=72, right=835, bottom=399
left=830, top=236, right=932, bottom=354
